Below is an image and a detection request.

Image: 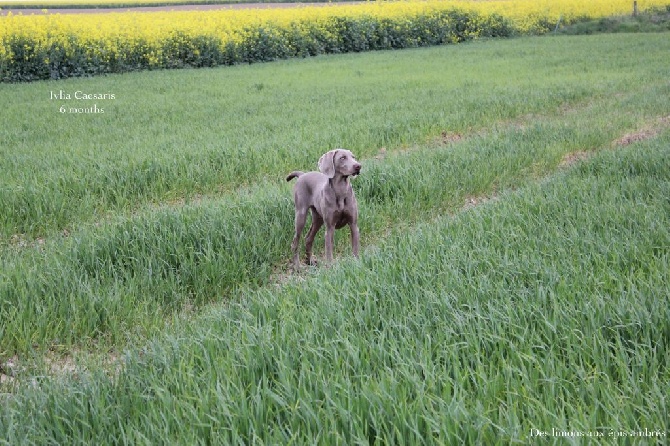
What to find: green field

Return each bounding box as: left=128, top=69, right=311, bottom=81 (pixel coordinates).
left=1, top=33, right=669, bottom=443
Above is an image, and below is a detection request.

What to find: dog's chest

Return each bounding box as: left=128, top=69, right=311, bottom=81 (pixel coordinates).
left=336, top=196, right=348, bottom=212
left=321, top=186, right=351, bottom=211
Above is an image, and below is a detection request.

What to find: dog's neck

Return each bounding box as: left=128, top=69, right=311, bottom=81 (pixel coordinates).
left=329, top=174, right=349, bottom=183
left=329, top=175, right=351, bottom=211
left=329, top=175, right=350, bottom=190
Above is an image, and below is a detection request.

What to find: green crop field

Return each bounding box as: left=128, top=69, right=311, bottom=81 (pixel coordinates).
left=1, top=32, right=669, bottom=443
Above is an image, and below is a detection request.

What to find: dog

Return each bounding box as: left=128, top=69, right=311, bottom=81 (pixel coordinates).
left=286, top=149, right=361, bottom=269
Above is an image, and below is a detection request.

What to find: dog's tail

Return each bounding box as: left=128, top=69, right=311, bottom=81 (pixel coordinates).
left=286, top=171, right=305, bottom=182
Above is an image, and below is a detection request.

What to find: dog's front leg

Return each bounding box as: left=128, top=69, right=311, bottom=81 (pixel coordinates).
left=350, top=222, right=360, bottom=258
left=324, top=224, right=335, bottom=263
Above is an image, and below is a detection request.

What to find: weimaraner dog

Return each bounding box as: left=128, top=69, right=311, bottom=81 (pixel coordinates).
left=286, top=149, right=362, bottom=269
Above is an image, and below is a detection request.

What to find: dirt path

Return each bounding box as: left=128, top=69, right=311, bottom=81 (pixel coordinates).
left=1, top=2, right=356, bottom=15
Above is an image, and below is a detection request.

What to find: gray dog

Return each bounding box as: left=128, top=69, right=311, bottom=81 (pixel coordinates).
left=286, top=149, right=362, bottom=269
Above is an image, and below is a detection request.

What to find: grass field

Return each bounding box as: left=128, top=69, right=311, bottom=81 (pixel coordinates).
left=1, top=32, right=669, bottom=443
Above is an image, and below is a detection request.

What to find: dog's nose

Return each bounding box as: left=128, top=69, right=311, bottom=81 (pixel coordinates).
left=354, top=164, right=361, bottom=173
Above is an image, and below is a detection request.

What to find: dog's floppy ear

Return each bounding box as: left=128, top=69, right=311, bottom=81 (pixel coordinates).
left=318, top=149, right=338, bottom=178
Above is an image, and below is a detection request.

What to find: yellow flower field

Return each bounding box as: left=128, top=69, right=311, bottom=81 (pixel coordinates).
left=1, top=0, right=668, bottom=82
left=0, top=0, right=228, bottom=4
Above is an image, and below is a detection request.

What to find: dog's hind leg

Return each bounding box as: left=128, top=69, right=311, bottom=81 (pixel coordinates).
left=304, top=209, right=323, bottom=266
left=291, top=208, right=308, bottom=270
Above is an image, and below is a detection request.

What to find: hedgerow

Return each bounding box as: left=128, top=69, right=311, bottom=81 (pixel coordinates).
left=1, top=0, right=668, bottom=82
left=0, top=8, right=513, bottom=82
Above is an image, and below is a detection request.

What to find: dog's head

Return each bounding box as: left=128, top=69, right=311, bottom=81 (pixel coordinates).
left=318, top=149, right=361, bottom=179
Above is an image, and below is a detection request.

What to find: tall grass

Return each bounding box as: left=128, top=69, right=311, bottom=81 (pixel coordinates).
left=1, top=34, right=670, bottom=357
left=1, top=34, right=669, bottom=239
left=1, top=28, right=669, bottom=444
left=2, top=129, right=668, bottom=444
left=2, top=80, right=669, bottom=356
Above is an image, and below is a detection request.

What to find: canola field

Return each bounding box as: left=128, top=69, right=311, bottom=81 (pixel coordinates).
left=1, top=0, right=669, bottom=82
left=0, top=0, right=247, bottom=5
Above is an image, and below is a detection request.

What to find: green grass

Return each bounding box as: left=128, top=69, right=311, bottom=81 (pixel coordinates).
left=2, top=34, right=669, bottom=356
left=2, top=121, right=669, bottom=445
left=1, top=34, right=668, bottom=239
left=1, top=33, right=669, bottom=443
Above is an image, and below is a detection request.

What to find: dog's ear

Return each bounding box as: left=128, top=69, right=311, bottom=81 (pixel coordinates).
left=318, top=149, right=338, bottom=178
